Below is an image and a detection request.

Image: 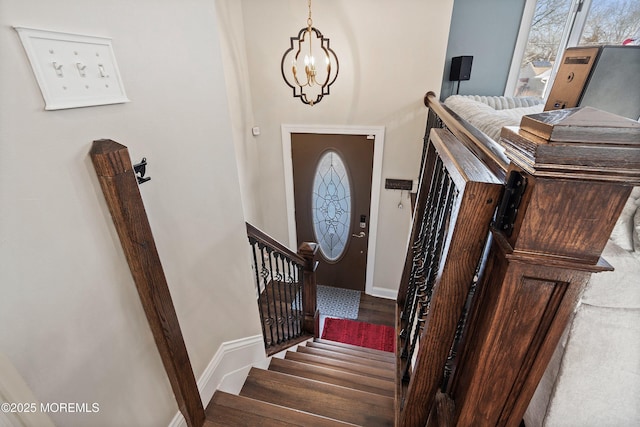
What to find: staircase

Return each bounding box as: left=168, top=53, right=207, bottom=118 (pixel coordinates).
left=90, top=141, right=394, bottom=426
left=206, top=338, right=395, bottom=427
left=92, top=106, right=640, bottom=427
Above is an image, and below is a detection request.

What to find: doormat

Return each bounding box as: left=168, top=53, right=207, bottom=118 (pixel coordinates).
left=317, top=285, right=360, bottom=319
left=321, top=318, right=395, bottom=353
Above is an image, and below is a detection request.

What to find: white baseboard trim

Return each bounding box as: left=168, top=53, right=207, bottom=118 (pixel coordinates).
left=369, top=286, right=398, bottom=300
left=168, top=334, right=266, bottom=427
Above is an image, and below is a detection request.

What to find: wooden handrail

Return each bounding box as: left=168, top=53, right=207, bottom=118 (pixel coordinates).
left=90, top=139, right=205, bottom=427
left=424, top=91, right=509, bottom=182
left=246, top=222, right=305, bottom=266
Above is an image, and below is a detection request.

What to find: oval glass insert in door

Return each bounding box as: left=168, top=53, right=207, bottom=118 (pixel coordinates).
left=312, top=150, right=351, bottom=261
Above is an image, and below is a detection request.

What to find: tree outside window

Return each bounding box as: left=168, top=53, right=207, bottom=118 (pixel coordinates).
left=513, top=0, right=640, bottom=98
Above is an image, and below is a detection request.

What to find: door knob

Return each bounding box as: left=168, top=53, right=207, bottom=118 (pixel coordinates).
left=352, top=231, right=366, bottom=238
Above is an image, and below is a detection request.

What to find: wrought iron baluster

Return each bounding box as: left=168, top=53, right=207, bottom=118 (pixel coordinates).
left=411, top=158, right=446, bottom=294
left=401, top=163, right=458, bottom=384
left=286, top=258, right=300, bottom=337
left=401, top=160, right=445, bottom=324
left=409, top=173, right=457, bottom=370
left=278, top=253, right=292, bottom=341
left=422, top=173, right=457, bottom=303
left=282, top=256, right=292, bottom=339
left=401, top=159, right=448, bottom=351
left=249, top=238, right=269, bottom=347
left=293, top=259, right=301, bottom=337
left=403, top=301, right=429, bottom=382
left=259, top=245, right=276, bottom=347
left=401, top=202, right=438, bottom=356
left=401, top=165, right=447, bottom=370
left=266, top=248, right=284, bottom=344
left=245, top=223, right=312, bottom=353
left=440, top=234, right=491, bottom=391
left=297, top=264, right=304, bottom=336
left=274, top=253, right=284, bottom=341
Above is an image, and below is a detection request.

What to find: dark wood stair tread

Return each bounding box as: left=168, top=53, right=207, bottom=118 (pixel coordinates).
left=205, top=405, right=296, bottom=426
left=206, top=391, right=357, bottom=426
left=269, top=357, right=394, bottom=397
left=240, top=368, right=394, bottom=426
left=296, top=346, right=395, bottom=370
left=315, top=338, right=395, bottom=357
left=307, top=340, right=395, bottom=363
left=285, top=351, right=395, bottom=381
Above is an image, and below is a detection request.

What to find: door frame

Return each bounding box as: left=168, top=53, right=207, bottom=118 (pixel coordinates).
left=281, top=124, right=385, bottom=296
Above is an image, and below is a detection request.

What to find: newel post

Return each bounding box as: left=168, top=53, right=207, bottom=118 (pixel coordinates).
left=298, top=242, right=320, bottom=337
left=450, top=108, right=640, bottom=426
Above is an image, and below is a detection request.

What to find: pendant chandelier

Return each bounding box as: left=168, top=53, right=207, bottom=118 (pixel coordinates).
left=281, top=0, right=339, bottom=106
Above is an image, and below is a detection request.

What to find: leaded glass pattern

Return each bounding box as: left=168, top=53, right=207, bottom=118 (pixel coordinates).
left=312, top=150, right=351, bottom=261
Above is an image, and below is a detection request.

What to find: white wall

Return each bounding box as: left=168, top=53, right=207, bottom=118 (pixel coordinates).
left=0, top=1, right=262, bottom=426
left=214, top=0, right=264, bottom=227
left=219, top=0, right=455, bottom=296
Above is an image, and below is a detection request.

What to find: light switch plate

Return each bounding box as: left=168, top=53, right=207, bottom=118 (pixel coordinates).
left=15, top=27, right=129, bottom=110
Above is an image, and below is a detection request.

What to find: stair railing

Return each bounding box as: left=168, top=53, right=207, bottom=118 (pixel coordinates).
left=246, top=223, right=319, bottom=354
left=395, top=118, right=503, bottom=427
left=395, top=92, right=640, bottom=426
left=91, top=140, right=205, bottom=427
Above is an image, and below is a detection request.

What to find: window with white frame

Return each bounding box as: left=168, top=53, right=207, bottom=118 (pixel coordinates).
left=506, top=0, right=640, bottom=99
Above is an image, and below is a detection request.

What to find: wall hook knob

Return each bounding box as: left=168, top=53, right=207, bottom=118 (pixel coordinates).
left=133, top=157, right=151, bottom=184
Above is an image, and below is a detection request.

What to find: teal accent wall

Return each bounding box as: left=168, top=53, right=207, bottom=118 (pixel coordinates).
left=440, top=0, right=527, bottom=99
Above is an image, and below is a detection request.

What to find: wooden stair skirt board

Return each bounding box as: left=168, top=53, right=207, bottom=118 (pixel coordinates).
left=207, top=338, right=395, bottom=427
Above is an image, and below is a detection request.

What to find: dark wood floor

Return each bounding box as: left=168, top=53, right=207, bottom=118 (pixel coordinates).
left=357, top=293, right=396, bottom=327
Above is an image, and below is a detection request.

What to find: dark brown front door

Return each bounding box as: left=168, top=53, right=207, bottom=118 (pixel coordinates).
left=291, top=133, right=374, bottom=291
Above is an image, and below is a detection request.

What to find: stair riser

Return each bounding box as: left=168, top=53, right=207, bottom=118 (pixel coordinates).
left=241, top=369, right=394, bottom=426
left=269, top=358, right=394, bottom=397
left=297, top=346, right=395, bottom=370
left=285, top=351, right=396, bottom=381
left=306, top=341, right=395, bottom=363
left=208, top=391, right=356, bottom=427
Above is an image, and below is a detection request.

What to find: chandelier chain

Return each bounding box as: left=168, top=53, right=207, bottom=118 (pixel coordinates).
left=307, top=0, right=313, bottom=29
